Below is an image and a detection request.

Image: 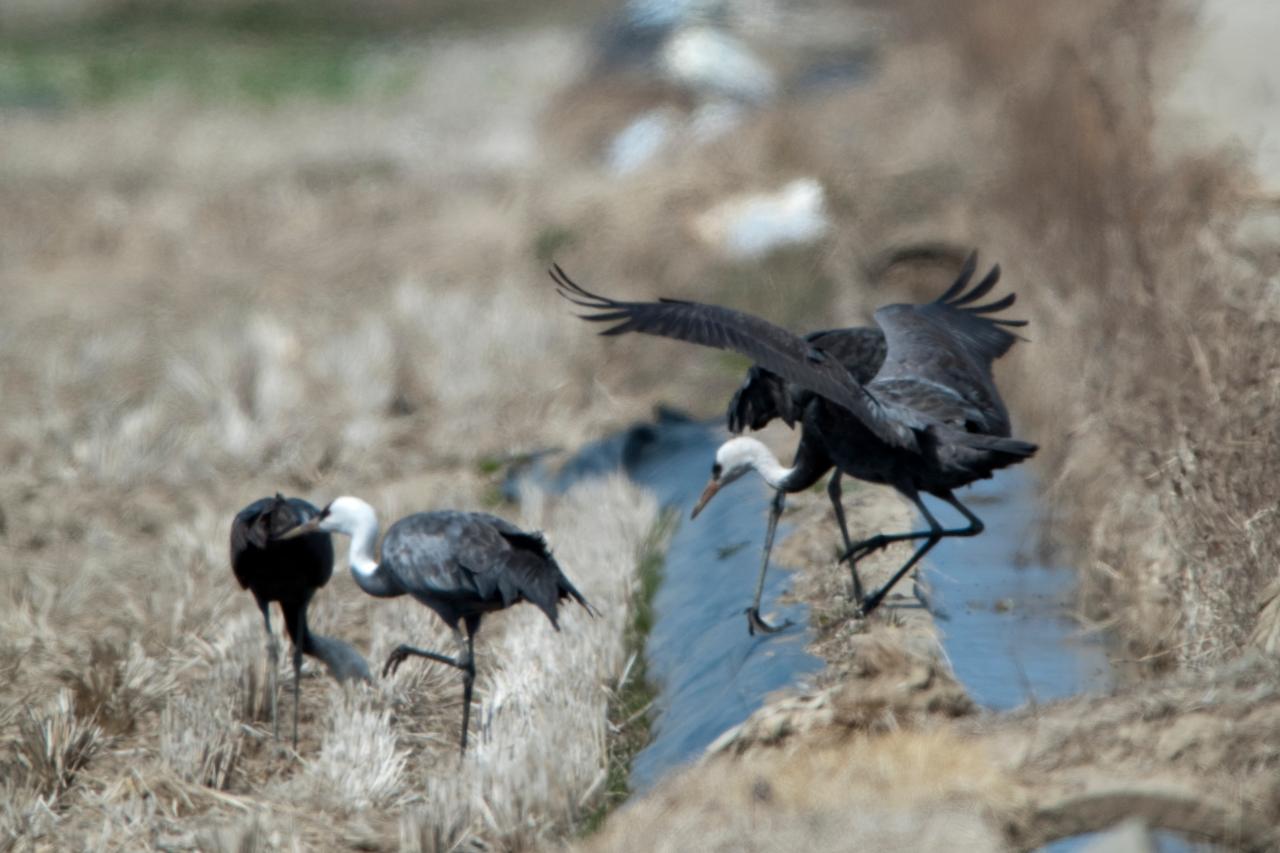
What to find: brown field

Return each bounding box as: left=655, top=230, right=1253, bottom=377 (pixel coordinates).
left=2, top=0, right=1278, bottom=849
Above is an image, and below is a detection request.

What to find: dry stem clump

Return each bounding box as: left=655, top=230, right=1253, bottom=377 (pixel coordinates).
left=893, top=0, right=1280, bottom=669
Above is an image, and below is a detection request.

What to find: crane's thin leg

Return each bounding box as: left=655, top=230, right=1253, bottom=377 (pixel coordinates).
left=382, top=625, right=479, bottom=754
left=838, top=493, right=985, bottom=566
left=291, top=602, right=306, bottom=751
left=258, top=601, right=279, bottom=741
left=826, top=472, right=863, bottom=605
left=458, top=626, right=477, bottom=755
left=382, top=643, right=467, bottom=676
left=746, top=489, right=792, bottom=635
left=856, top=491, right=985, bottom=616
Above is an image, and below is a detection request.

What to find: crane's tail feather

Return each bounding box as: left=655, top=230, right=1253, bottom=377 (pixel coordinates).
left=497, top=544, right=597, bottom=630
left=305, top=634, right=373, bottom=683
left=560, top=575, right=599, bottom=620
left=971, top=435, right=1038, bottom=457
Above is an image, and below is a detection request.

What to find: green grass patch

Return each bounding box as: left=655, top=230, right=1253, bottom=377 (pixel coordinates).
left=9, top=0, right=599, bottom=39
left=578, top=510, right=673, bottom=835
left=0, top=33, right=416, bottom=107
left=532, top=225, right=576, bottom=265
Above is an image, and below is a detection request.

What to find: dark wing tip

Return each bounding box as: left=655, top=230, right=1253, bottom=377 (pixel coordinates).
left=933, top=250, right=980, bottom=305
left=549, top=263, right=622, bottom=312
left=950, top=264, right=1001, bottom=307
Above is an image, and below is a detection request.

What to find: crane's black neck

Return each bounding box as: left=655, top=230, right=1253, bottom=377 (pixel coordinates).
left=778, top=427, right=834, bottom=494
left=282, top=598, right=372, bottom=682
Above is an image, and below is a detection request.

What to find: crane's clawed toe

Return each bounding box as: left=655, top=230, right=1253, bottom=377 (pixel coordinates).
left=383, top=645, right=412, bottom=678
left=745, top=607, right=792, bottom=636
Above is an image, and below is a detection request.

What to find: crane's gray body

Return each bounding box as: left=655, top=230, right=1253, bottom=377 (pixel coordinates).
left=363, top=510, right=588, bottom=631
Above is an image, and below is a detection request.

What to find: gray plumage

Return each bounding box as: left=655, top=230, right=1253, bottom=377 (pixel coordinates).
left=551, top=252, right=1036, bottom=618
left=286, top=499, right=592, bottom=753
left=370, top=511, right=591, bottom=629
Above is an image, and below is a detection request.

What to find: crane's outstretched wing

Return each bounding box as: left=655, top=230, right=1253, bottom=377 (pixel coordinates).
left=871, top=252, right=1028, bottom=436
left=551, top=264, right=916, bottom=450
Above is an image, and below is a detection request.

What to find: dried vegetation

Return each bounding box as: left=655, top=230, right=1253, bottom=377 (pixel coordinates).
left=3, top=0, right=1278, bottom=848
left=889, top=0, right=1280, bottom=670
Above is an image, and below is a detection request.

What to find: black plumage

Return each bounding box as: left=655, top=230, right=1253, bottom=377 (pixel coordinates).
left=722, top=325, right=887, bottom=632
left=230, top=494, right=371, bottom=749
left=281, top=498, right=593, bottom=752
left=727, top=326, right=887, bottom=434
left=551, top=253, right=1036, bottom=618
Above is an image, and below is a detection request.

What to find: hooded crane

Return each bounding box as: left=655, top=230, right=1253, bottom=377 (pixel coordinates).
left=723, top=323, right=885, bottom=633
left=720, top=254, right=1027, bottom=632
left=551, top=256, right=1036, bottom=617
left=230, top=494, right=372, bottom=749
left=279, top=497, right=593, bottom=753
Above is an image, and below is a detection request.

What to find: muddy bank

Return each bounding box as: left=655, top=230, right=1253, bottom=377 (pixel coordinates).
left=577, top=487, right=1280, bottom=852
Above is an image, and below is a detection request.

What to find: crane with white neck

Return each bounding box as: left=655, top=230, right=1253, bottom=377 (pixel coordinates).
left=279, top=496, right=593, bottom=753
left=717, top=319, right=886, bottom=633
left=551, top=252, right=1036, bottom=618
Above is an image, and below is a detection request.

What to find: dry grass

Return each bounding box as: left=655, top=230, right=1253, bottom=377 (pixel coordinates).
left=883, top=0, right=1280, bottom=670
left=0, top=473, right=658, bottom=848
left=576, top=726, right=1015, bottom=853
left=3, top=0, right=1277, bottom=848
left=0, top=19, right=667, bottom=845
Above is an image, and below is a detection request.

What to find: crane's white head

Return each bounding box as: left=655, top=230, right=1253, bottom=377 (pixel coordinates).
left=690, top=437, right=785, bottom=519
left=278, top=495, right=377, bottom=540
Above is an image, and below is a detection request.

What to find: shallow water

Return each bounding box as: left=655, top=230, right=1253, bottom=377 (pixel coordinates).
left=920, top=467, right=1113, bottom=710
left=616, top=419, right=822, bottom=793
left=1042, top=828, right=1218, bottom=853
left=515, top=412, right=1113, bottom=793
left=508, top=411, right=822, bottom=791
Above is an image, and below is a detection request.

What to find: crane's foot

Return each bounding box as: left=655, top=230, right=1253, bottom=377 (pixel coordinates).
left=856, top=587, right=889, bottom=618
left=839, top=535, right=890, bottom=565
left=383, top=647, right=412, bottom=678
left=383, top=644, right=465, bottom=679
left=745, top=607, right=792, bottom=636
left=846, top=560, right=867, bottom=616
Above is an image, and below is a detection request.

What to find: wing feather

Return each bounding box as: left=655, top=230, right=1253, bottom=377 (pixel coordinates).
left=870, top=254, right=1028, bottom=435
left=551, top=264, right=915, bottom=449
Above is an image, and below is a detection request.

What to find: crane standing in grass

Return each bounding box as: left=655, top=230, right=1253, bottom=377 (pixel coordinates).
left=279, top=497, right=593, bottom=753
left=230, top=494, right=372, bottom=749
left=552, top=252, right=1036, bottom=618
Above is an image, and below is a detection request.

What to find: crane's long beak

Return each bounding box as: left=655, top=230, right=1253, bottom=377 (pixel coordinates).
left=690, top=478, right=722, bottom=520
left=276, top=516, right=323, bottom=541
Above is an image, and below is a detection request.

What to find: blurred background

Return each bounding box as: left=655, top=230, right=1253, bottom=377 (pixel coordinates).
left=2, top=0, right=1279, bottom=848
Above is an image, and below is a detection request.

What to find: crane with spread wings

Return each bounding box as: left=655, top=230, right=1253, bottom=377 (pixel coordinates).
left=551, top=254, right=1036, bottom=618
